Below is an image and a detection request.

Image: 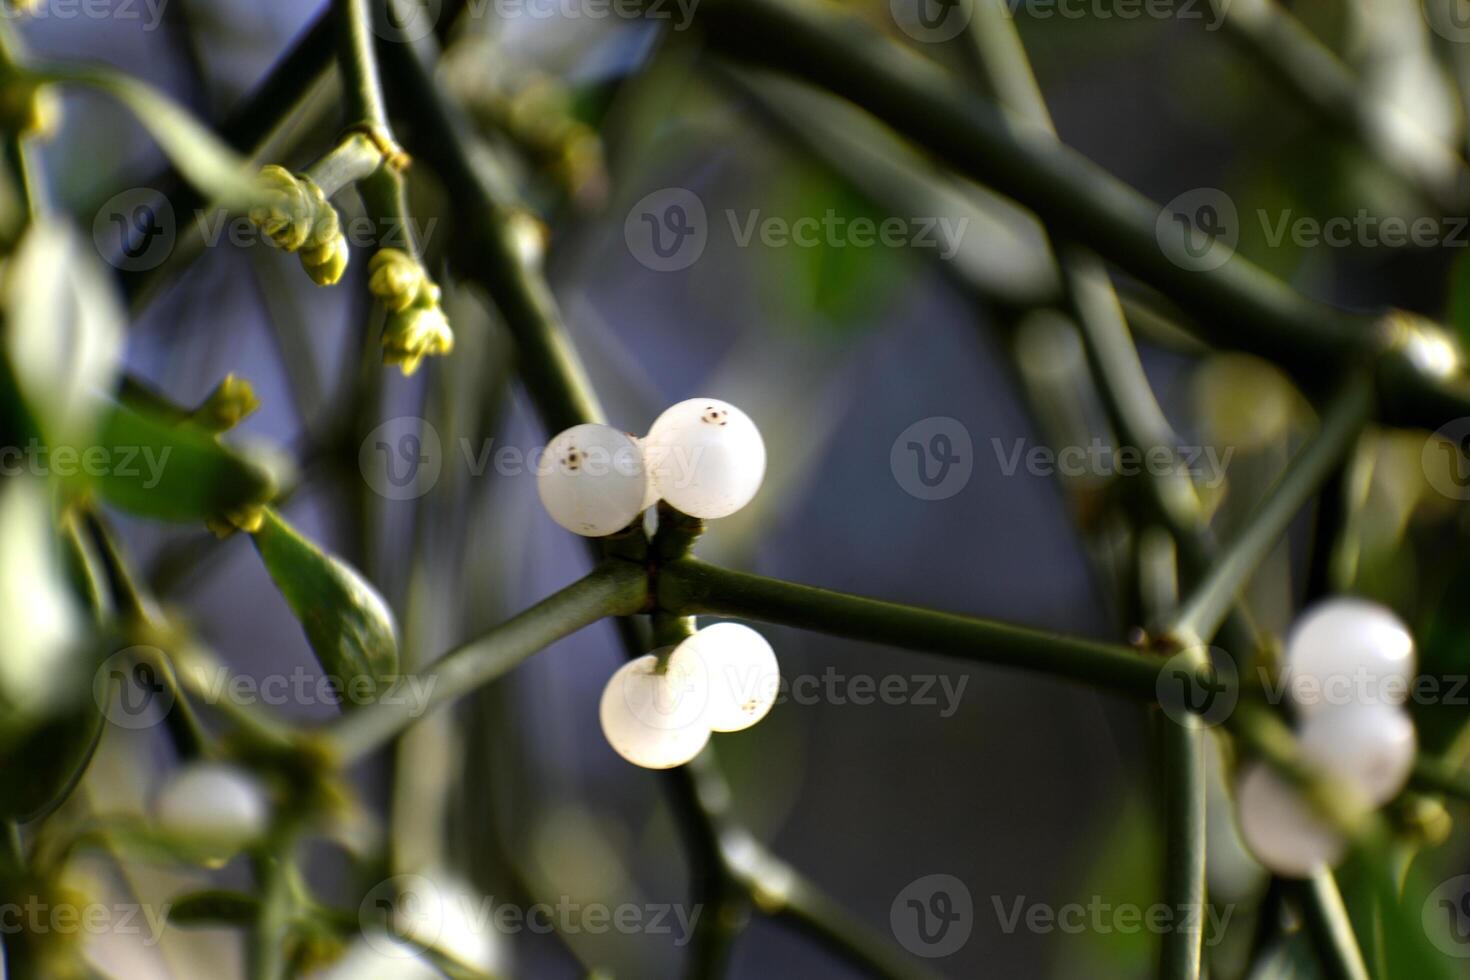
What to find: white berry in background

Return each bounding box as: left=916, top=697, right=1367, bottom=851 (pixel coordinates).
left=153, top=762, right=270, bottom=847
left=599, top=652, right=710, bottom=769
left=1285, top=597, right=1415, bottom=715
left=643, top=398, right=766, bottom=519
left=537, top=424, right=650, bottom=537
left=1234, top=761, right=1345, bottom=878
left=1298, top=702, right=1417, bottom=806
left=680, top=623, right=780, bottom=732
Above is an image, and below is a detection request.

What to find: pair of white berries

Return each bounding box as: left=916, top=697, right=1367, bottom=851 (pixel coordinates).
left=536, top=398, right=767, bottom=536
left=599, top=622, right=781, bottom=769
left=1234, top=597, right=1418, bottom=878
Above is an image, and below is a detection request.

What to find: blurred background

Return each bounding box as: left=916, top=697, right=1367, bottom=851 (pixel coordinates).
left=8, top=0, right=1470, bottom=976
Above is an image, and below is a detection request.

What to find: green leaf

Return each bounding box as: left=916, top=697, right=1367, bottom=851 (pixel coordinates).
left=0, top=702, right=103, bottom=821
left=29, top=64, right=255, bottom=207
left=2, top=223, right=124, bottom=444
left=250, top=508, right=399, bottom=704
left=91, top=399, right=276, bottom=524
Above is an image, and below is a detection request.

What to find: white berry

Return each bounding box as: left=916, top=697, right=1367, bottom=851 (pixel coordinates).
left=153, top=762, right=270, bottom=847
left=599, top=652, right=710, bottom=769
left=1298, top=702, right=1416, bottom=806
left=679, top=623, right=779, bottom=732
left=1234, top=762, right=1344, bottom=878
left=536, top=424, right=650, bottom=537
left=1284, top=597, right=1415, bottom=715
left=643, top=398, right=766, bottom=519
left=629, top=435, right=661, bottom=511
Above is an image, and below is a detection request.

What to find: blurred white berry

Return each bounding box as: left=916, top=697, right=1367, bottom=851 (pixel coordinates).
left=536, top=424, right=650, bottom=536
left=643, top=398, right=765, bottom=519
left=1234, top=761, right=1344, bottom=878
left=1298, top=702, right=1416, bottom=806
left=1285, top=597, right=1415, bottom=715
left=153, top=762, right=270, bottom=848
left=599, top=652, right=710, bottom=769
left=680, top=623, right=780, bottom=732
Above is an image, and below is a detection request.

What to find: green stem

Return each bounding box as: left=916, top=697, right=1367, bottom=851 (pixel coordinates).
left=304, top=131, right=382, bottom=197
left=674, top=0, right=1470, bottom=430
left=376, top=32, right=605, bottom=433
left=1157, top=710, right=1207, bottom=979
left=1216, top=0, right=1468, bottom=211
left=658, top=558, right=1160, bottom=698
left=336, top=0, right=390, bottom=131
left=753, top=858, right=944, bottom=980
left=1168, top=377, right=1372, bottom=645
left=1287, top=874, right=1372, bottom=980
left=324, top=560, right=648, bottom=762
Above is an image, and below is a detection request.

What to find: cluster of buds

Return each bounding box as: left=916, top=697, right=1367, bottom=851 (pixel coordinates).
left=368, top=247, right=454, bottom=376
left=248, top=165, right=349, bottom=286
left=445, top=46, right=606, bottom=205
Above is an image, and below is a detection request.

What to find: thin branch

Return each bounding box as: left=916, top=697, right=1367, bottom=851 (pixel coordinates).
left=667, top=0, right=1470, bottom=431
left=657, top=558, right=1161, bottom=698
left=1169, top=377, right=1373, bottom=645
left=1157, top=710, right=1207, bottom=979
left=1286, top=874, right=1373, bottom=980
left=323, top=559, right=649, bottom=762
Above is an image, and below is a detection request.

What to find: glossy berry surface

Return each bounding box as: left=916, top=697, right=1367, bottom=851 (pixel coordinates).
left=643, top=398, right=765, bottom=519
left=536, top=423, right=649, bottom=537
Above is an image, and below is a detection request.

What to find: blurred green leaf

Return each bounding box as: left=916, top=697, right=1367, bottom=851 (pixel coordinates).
left=31, top=65, right=255, bottom=207
left=91, top=399, right=276, bottom=524
left=250, top=508, right=399, bottom=704
left=757, top=167, right=907, bottom=335
left=0, top=703, right=103, bottom=822
left=2, top=223, right=123, bottom=444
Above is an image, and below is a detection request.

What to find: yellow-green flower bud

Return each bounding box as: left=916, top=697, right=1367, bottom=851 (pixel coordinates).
left=367, top=248, right=426, bottom=312
left=302, top=235, right=349, bottom=286
left=190, top=374, right=261, bottom=433
left=382, top=302, right=454, bottom=377
left=249, top=165, right=313, bottom=252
